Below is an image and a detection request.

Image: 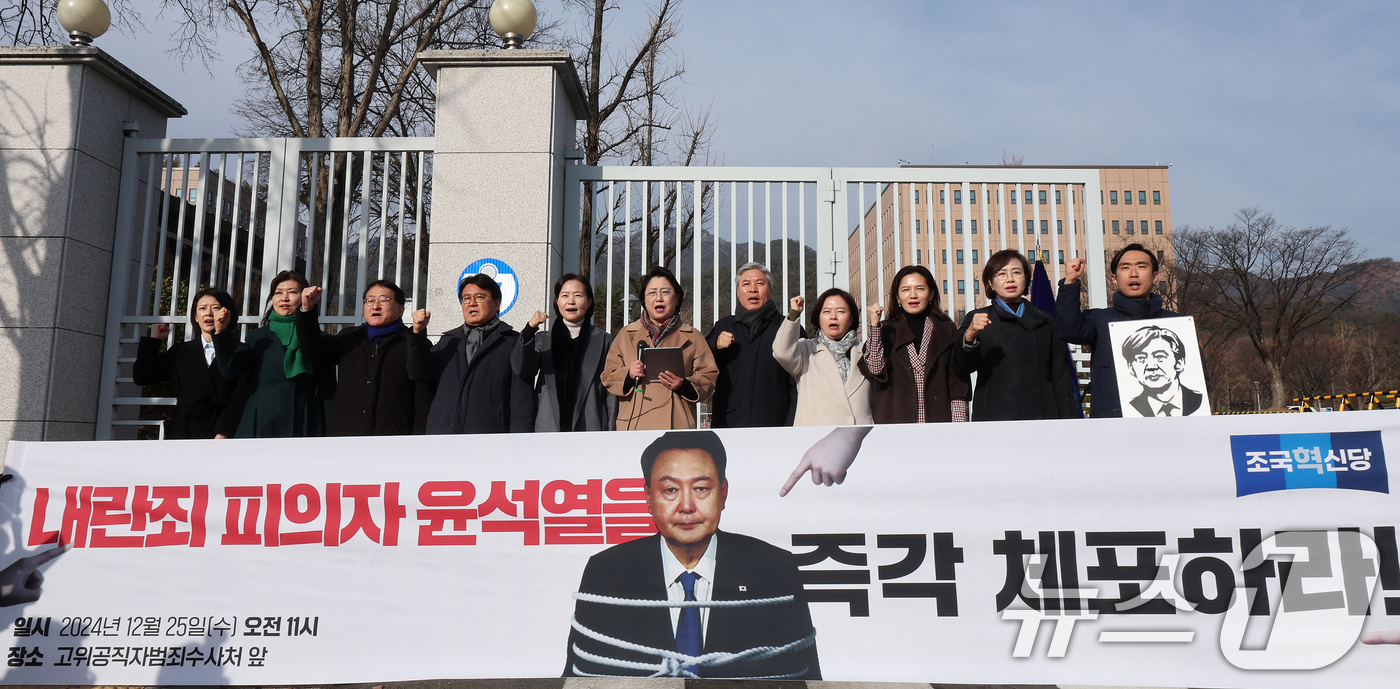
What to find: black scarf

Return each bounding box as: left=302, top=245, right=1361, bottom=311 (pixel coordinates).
left=463, top=318, right=501, bottom=364
left=735, top=300, right=779, bottom=336
left=551, top=317, right=590, bottom=430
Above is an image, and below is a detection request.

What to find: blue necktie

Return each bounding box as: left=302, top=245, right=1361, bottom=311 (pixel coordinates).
left=676, top=571, right=702, bottom=658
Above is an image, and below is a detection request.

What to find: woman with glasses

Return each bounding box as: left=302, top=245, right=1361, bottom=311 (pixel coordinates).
left=213, top=270, right=332, bottom=437
left=951, top=250, right=1079, bottom=420
left=516, top=273, right=617, bottom=432
left=858, top=265, right=970, bottom=423
left=601, top=266, right=719, bottom=430
left=133, top=287, right=246, bottom=439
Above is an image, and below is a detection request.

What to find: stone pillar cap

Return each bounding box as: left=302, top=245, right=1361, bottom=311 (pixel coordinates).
left=0, top=46, right=186, bottom=118
left=417, top=49, right=585, bottom=120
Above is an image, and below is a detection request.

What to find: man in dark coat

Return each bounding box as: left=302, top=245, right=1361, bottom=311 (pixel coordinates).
left=705, top=263, right=799, bottom=428
left=406, top=273, right=534, bottom=434
left=1055, top=243, right=1186, bottom=418
left=562, top=431, right=820, bottom=679
left=298, top=279, right=433, bottom=435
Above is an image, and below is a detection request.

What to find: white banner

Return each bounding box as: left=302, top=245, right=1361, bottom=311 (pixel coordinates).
left=2, top=411, right=1400, bottom=687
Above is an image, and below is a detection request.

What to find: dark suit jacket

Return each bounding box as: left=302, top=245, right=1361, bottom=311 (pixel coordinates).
left=405, top=323, right=534, bottom=434
left=1130, top=385, right=1203, bottom=417
left=562, top=532, right=821, bottom=679
left=297, top=312, right=433, bottom=436
left=132, top=337, right=247, bottom=439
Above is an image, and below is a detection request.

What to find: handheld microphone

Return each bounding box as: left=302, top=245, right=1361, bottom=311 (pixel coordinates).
left=636, top=342, right=649, bottom=389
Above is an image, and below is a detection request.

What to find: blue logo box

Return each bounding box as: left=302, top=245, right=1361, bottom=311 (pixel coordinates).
left=1230, top=431, right=1388, bottom=497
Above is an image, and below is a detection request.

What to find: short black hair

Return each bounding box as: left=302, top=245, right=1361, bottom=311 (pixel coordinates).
left=364, top=279, right=406, bottom=305
left=553, top=273, right=595, bottom=321
left=640, top=431, right=728, bottom=485
left=637, top=265, right=685, bottom=310
left=1111, top=243, right=1159, bottom=273
left=189, top=288, right=237, bottom=329
left=262, top=270, right=310, bottom=325
left=458, top=273, right=502, bottom=302
left=810, top=288, right=859, bottom=333
left=982, top=250, right=1031, bottom=296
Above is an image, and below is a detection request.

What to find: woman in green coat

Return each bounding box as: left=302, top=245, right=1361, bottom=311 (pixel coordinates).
left=213, top=270, right=328, bottom=438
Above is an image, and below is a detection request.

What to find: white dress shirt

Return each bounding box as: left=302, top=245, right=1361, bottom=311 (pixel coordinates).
left=202, top=339, right=216, bottom=367
left=660, top=533, right=718, bottom=643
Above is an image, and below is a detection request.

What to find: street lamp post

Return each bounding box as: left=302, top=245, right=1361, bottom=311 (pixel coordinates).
left=1253, top=381, right=1261, bottom=412
left=489, top=0, right=537, bottom=49
left=55, top=0, right=111, bottom=46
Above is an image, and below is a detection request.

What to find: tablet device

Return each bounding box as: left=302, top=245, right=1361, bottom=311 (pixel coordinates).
left=641, top=346, right=685, bottom=383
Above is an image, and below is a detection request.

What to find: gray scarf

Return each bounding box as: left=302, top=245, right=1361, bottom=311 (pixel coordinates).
left=817, top=328, right=860, bottom=382
left=464, top=317, right=501, bottom=364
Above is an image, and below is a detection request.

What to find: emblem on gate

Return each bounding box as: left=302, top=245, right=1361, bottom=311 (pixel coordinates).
left=460, top=259, right=520, bottom=316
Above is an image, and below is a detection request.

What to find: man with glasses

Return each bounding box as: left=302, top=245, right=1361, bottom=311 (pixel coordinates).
left=406, top=273, right=535, bottom=434
left=299, top=279, right=433, bottom=435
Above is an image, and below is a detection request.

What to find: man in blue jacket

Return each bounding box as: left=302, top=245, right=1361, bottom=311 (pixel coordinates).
left=1055, top=243, right=1186, bottom=418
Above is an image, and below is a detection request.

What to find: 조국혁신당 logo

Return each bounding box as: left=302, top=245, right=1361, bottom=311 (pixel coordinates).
left=1230, top=431, right=1388, bottom=497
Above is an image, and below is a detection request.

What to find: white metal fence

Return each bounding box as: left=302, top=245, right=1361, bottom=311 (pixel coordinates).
left=96, top=137, right=434, bottom=439
left=565, top=166, right=1108, bottom=331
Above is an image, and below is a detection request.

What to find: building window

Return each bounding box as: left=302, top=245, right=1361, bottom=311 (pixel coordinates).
left=1056, top=220, right=1063, bottom=234
left=1124, top=190, right=1132, bottom=205
left=1100, top=190, right=1104, bottom=204
left=955, top=220, right=963, bottom=234
left=1024, top=190, right=1032, bottom=204
left=973, top=281, right=980, bottom=295
left=1011, top=190, right=1017, bottom=204
left=943, top=280, right=949, bottom=293
left=1112, top=220, right=1120, bottom=234
left=1110, top=191, right=1118, bottom=205
left=957, top=250, right=964, bottom=264
left=1126, top=221, right=1135, bottom=235
left=1139, top=190, right=1147, bottom=205
left=1154, top=190, right=1161, bottom=205
left=1039, top=190, right=1047, bottom=204
left=1012, top=219, right=1018, bottom=234
left=941, top=219, right=947, bottom=234
left=914, top=189, right=920, bottom=204
left=958, top=280, right=966, bottom=295
left=997, top=189, right=1001, bottom=203
left=1058, top=250, right=1065, bottom=264
left=970, top=219, right=977, bottom=234
left=916, top=249, right=922, bottom=263
left=1040, top=220, right=1048, bottom=234
left=915, top=219, right=921, bottom=234
left=1157, top=250, right=1165, bottom=264
left=972, top=250, right=979, bottom=264
left=1055, top=189, right=1062, bottom=204
left=1141, top=220, right=1149, bottom=234
left=188, top=190, right=198, bottom=202
left=1155, top=220, right=1163, bottom=234
left=970, top=189, right=977, bottom=204
left=1102, top=220, right=1106, bottom=234
left=954, top=190, right=962, bottom=204
left=942, top=250, right=948, bottom=264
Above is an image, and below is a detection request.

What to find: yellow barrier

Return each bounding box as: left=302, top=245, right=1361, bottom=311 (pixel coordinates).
left=1292, top=390, right=1400, bottom=412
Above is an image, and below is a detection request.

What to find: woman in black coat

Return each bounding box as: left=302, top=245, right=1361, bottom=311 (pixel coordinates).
left=951, top=250, right=1079, bottom=421
left=517, top=273, right=617, bottom=432
left=213, top=270, right=330, bottom=438
left=132, top=288, right=246, bottom=439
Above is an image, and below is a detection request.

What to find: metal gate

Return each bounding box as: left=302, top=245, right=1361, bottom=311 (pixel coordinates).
left=96, top=137, right=434, bottom=439
left=564, top=165, right=1107, bottom=334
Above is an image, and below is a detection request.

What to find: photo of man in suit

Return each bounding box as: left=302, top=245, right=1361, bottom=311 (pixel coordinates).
left=1120, top=325, right=1204, bottom=417
left=562, top=430, right=821, bottom=679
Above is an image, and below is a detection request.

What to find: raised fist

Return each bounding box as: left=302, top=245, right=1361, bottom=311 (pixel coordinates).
left=1064, top=257, right=1086, bottom=284
left=411, top=309, right=431, bottom=333
left=301, top=286, right=323, bottom=310
left=965, top=312, right=992, bottom=342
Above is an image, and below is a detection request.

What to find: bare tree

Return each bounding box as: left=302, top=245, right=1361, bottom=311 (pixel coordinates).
left=567, top=0, right=716, bottom=278
left=1174, top=208, right=1372, bottom=408
left=999, top=150, right=1024, bottom=166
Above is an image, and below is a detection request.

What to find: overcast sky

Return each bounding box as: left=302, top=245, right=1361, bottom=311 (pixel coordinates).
left=101, top=0, right=1400, bottom=259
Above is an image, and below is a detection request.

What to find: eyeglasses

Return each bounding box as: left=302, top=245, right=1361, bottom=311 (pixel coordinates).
left=460, top=294, right=493, bottom=304
left=993, top=269, right=1026, bottom=281
left=645, top=289, right=675, bottom=299
left=364, top=295, right=397, bottom=305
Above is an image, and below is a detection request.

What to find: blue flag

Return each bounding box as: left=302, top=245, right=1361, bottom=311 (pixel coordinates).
left=1029, top=260, right=1057, bottom=316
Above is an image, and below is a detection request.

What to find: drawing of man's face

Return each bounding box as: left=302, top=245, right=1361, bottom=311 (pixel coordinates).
left=645, top=448, right=728, bottom=550
left=1127, top=336, right=1183, bottom=392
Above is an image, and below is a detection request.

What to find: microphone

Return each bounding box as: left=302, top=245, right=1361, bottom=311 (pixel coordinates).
left=636, top=342, right=649, bottom=389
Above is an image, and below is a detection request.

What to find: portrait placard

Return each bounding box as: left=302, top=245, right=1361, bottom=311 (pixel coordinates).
left=1108, top=315, right=1211, bottom=417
